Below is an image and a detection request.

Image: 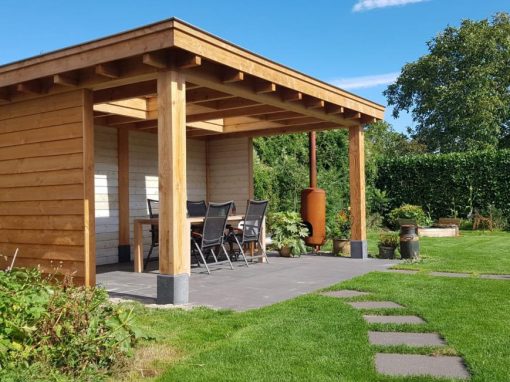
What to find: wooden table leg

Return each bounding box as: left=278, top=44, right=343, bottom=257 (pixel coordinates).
left=134, top=221, right=143, bottom=272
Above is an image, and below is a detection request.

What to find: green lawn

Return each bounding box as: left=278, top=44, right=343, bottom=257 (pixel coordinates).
left=117, top=231, right=510, bottom=382
left=368, top=230, right=510, bottom=275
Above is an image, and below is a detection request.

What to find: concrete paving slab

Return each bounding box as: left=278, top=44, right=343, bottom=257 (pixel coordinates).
left=322, top=290, right=370, bottom=298
left=480, top=274, right=510, bottom=280
left=97, top=254, right=396, bottom=311
left=348, top=301, right=404, bottom=309
left=429, top=271, right=470, bottom=278
left=369, top=331, right=445, bottom=346
left=375, top=353, right=469, bottom=379
left=364, top=315, right=425, bottom=324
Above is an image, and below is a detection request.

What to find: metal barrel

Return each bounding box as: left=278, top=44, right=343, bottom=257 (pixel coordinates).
left=399, top=225, right=420, bottom=259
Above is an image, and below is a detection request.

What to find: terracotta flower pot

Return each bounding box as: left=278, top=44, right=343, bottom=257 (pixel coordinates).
left=333, top=239, right=350, bottom=256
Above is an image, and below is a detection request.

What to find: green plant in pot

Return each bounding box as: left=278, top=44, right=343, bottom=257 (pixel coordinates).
left=378, top=232, right=399, bottom=259
left=268, top=211, right=308, bottom=257
left=328, top=210, right=351, bottom=256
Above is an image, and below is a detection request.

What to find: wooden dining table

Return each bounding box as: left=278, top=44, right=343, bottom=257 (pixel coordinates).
left=133, top=215, right=265, bottom=272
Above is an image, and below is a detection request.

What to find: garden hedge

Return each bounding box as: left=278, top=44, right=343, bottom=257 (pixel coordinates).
left=376, top=149, right=510, bottom=219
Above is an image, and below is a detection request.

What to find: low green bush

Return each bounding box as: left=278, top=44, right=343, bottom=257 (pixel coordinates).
left=388, top=204, right=432, bottom=228
left=0, top=267, right=139, bottom=381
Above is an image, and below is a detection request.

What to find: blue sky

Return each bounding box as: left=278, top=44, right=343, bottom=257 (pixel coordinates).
left=1, top=0, right=508, bottom=133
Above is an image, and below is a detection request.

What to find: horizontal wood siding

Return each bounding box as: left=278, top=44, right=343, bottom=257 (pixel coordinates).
left=187, top=139, right=207, bottom=201
left=207, top=137, right=252, bottom=213
left=94, top=126, right=119, bottom=265
left=0, top=91, right=86, bottom=278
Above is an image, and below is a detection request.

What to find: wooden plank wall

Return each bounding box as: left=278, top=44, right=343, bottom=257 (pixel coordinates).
left=0, top=90, right=90, bottom=283
left=206, top=137, right=253, bottom=213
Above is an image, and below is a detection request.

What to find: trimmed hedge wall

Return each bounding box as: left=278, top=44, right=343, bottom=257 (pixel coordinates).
left=376, top=150, right=510, bottom=219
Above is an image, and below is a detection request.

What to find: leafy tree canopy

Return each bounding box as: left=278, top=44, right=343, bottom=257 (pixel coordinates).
left=385, top=12, right=510, bottom=153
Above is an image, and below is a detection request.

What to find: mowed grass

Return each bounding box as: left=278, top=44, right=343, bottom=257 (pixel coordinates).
left=367, top=230, right=510, bottom=274
left=118, top=231, right=510, bottom=381
left=122, top=273, right=510, bottom=382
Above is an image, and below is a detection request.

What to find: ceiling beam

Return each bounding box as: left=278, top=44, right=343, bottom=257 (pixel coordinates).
left=222, top=69, right=244, bottom=83
left=187, top=105, right=280, bottom=123
left=281, top=89, right=303, bottom=102
left=304, top=96, right=325, bottom=109
left=254, top=80, right=277, bottom=94
left=53, top=72, right=79, bottom=87
left=197, top=97, right=258, bottom=111
left=142, top=52, right=168, bottom=69
left=216, top=122, right=341, bottom=139
left=93, top=80, right=157, bottom=103
left=186, top=87, right=233, bottom=104
left=344, top=110, right=361, bottom=120
left=177, top=52, right=202, bottom=69
left=183, top=65, right=354, bottom=126
left=95, top=62, right=120, bottom=79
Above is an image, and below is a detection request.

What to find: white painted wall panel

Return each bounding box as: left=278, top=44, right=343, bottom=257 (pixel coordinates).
left=94, top=125, right=119, bottom=265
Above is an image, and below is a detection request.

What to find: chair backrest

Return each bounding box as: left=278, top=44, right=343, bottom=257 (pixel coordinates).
left=187, top=200, right=207, bottom=217
left=242, top=200, right=268, bottom=243
left=147, top=199, right=159, bottom=244
left=148, top=199, right=159, bottom=219
left=201, top=201, right=232, bottom=248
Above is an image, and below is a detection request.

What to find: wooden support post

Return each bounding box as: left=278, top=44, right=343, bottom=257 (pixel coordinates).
left=348, top=124, right=367, bottom=259
left=157, top=70, right=189, bottom=304
left=82, top=90, right=96, bottom=285
left=117, top=128, right=130, bottom=262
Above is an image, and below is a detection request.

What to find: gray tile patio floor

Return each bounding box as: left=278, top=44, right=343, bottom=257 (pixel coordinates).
left=97, top=254, right=396, bottom=311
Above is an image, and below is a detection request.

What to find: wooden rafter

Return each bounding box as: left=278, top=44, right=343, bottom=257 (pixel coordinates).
left=54, top=72, right=79, bottom=87
left=95, top=63, right=120, bottom=79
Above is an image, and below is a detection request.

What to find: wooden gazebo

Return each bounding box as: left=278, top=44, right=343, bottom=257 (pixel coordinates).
left=0, top=18, right=384, bottom=304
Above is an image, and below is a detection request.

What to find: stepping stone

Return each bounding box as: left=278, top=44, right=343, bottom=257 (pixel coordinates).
left=375, top=353, right=469, bottom=379
left=429, top=271, right=470, bottom=278
left=364, top=315, right=425, bottom=324
left=480, top=274, right=510, bottom=280
left=348, top=301, right=403, bottom=309
left=368, top=331, right=445, bottom=346
left=322, top=290, right=370, bottom=298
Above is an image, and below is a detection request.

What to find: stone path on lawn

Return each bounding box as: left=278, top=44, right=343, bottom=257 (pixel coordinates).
left=363, top=315, right=425, bottom=324
left=385, top=268, right=510, bottom=280
left=321, top=289, right=470, bottom=379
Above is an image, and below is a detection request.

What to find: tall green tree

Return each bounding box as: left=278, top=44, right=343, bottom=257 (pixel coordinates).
left=385, top=13, right=510, bottom=153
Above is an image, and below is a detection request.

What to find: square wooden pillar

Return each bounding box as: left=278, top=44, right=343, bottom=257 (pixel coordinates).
left=157, top=70, right=190, bottom=304
left=348, top=124, right=367, bottom=259
left=83, top=90, right=96, bottom=286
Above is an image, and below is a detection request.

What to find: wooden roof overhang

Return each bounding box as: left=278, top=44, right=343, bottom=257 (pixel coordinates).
left=0, top=18, right=384, bottom=139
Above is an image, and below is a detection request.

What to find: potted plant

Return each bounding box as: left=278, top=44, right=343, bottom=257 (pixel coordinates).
left=378, top=232, right=399, bottom=259
left=268, top=211, right=308, bottom=257
left=329, top=210, right=351, bottom=256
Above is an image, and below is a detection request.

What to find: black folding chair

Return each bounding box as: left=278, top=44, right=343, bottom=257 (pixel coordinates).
left=191, top=201, right=234, bottom=274
left=229, top=200, right=269, bottom=264
left=144, top=199, right=159, bottom=270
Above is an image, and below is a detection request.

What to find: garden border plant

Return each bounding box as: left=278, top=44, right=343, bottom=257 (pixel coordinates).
left=0, top=266, right=140, bottom=381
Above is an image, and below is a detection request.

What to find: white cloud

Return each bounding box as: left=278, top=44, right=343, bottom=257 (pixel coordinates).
left=353, top=0, right=426, bottom=12
left=331, top=72, right=399, bottom=90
